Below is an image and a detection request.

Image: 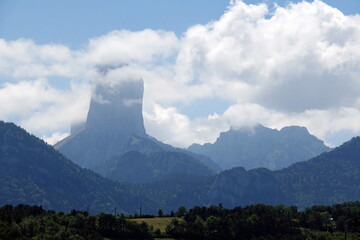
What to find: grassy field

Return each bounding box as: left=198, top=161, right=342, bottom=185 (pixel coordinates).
left=130, top=217, right=175, bottom=233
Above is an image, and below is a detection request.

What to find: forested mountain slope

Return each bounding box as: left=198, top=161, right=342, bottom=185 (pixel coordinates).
left=207, top=137, right=360, bottom=209
left=0, top=121, right=145, bottom=213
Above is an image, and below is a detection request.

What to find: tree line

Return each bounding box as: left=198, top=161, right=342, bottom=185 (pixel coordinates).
left=167, top=202, right=360, bottom=239
left=1, top=202, right=360, bottom=239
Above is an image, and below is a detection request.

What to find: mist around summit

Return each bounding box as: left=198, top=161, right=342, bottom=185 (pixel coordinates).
left=55, top=67, right=331, bottom=180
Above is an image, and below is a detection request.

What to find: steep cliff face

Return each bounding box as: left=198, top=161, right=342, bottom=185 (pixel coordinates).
left=55, top=79, right=147, bottom=168
left=86, top=81, right=146, bottom=139
left=55, top=79, right=219, bottom=175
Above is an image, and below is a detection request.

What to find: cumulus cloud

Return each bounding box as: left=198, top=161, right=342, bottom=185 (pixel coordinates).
left=1, top=0, right=360, bottom=147
left=144, top=103, right=229, bottom=147
left=0, top=79, right=90, bottom=138
left=85, top=29, right=179, bottom=65
left=0, top=39, right=81, bottom=79
left=175, top=0, right=360, bottom=111
left=157, top=0, right=360, bottom=146
left=20, top=82, right=90, bottom=135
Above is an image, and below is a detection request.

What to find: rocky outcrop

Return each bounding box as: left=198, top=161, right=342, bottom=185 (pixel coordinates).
left=55, top=79, right=147, bottom=168
left=86, top=80, right=146, bottom=139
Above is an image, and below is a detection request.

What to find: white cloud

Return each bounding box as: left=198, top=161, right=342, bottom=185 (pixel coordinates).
left=19, top=82, right=91, bottom=135
left=1, top=0, right=360, bottom=148
left=220, top=103, right=360, bottom=147
left=0, top=39, right=80, bottom=79
left=86, top=29, right=179, bottom=65
left=0, top=79, right=90, bottom=137
left=144, top=103, right=228, bottom=147
left=175, top=0, right=360, bottom=111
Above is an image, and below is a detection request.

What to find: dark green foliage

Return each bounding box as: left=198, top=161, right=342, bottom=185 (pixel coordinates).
left=177, top=206, right=187, bottom=217
left=0, top=204, right=153, bottom=239
left=208, top=167, right=285, bottom=208
left=140, top=173, right=213, bottom=213
left=98, top=150, right=214, bottom=183
left=158, top=209, right=163, bottom=217
left=207, top=137, right=360, bottom=209
left=275, top=136, right=360, bottom=208
left=0, top=121, right=148, bottom=214
left=166, top=202, right=360, bottom=240
left=2, top=202, right=360, bottom=240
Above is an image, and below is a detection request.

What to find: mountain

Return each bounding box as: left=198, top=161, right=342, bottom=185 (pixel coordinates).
left=55, top=79, right=147, bottom=168
left=2, top=119, right=360, bottom=214
left=141, top=173, right=213, bottom=213
left=0, top=121, right=146, bottom=213
left=97, top=151, right=214, bottom=183
left=276, top=136, right=360, bottom=209
left=206, top=136, right=360, bottom=209
left=55, top=79, right=219, bottom=177
left=188, top=125, right=330, bottom=170
left=206, top=167, right=285, bottom=207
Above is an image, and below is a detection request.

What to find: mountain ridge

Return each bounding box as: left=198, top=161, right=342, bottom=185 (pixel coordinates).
left=188, top=124, right=331, bottom=170
left=2, top=119, right=360, bottom=214
left=206, top=136, right=360, bottom=209
left=0, top=121, right=146, bottom=214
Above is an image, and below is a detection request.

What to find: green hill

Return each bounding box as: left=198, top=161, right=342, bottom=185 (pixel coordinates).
left=0, top=121, right=145, bottom=213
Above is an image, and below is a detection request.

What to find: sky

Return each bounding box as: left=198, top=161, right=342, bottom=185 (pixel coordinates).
left=0, top=0, right=360, bottom=148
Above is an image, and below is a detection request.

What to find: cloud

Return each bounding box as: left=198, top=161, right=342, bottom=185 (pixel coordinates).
left=20, top=82, right=91, bottom=135
left=0, top=79, right=90, bottom=137
left=86, top=29, right=179, bottom=65
left=220, top=103, right=360, bottom=147
left=152, top=0, right=360, bottom=147
left=144, top=103, right=229, bottom=147
left=42, top=132, right=70, bottom=145
left=175, top=0, right=360, bottom=112
left=1, top=0, right=360, bottom=148
left=0, top=39, right=80, bottom=79
left=0, top=29, right=179, bottom=142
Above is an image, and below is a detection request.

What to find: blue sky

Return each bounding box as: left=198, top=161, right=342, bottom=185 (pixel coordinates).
left=1, top=0, right=358, bottom=48
left=0, top=0, right=360, bottom=147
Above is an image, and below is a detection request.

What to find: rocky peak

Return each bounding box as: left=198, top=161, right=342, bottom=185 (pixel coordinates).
left=55, top=78, right=148, bottom=168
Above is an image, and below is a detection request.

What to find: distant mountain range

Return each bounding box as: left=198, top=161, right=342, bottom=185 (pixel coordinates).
left=188, top=125, right=331, bottom=170
left=1, top=74, right=357, bottom=214
left=1, top=120, right=360, bottom=213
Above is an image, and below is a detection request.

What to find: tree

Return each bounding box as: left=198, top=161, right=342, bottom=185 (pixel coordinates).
left=158, top=209, right=163, bottom=218
left=177, top=206, right=187, bottom=217
left=166, top=218, right=186, bottom=238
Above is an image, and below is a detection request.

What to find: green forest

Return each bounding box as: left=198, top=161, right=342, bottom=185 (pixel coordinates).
left=1, top=202, right=360, bottom=240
